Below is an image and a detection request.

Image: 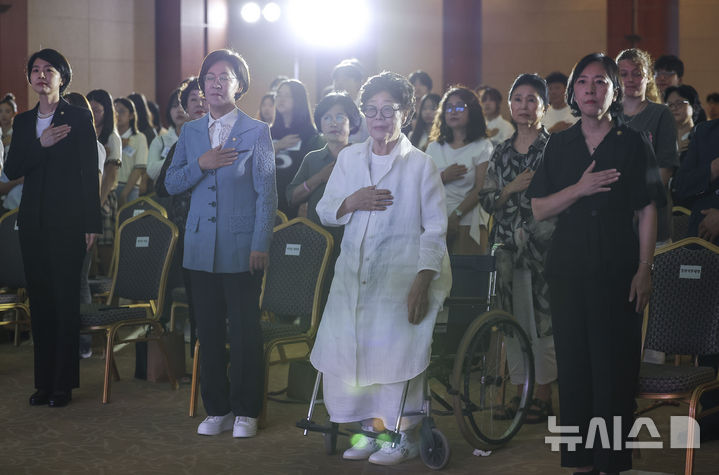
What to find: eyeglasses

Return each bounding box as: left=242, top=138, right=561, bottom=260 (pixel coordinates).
left=321, top=113, right=348, bottom=124
left=445, top=104, right=468, bottom=113
left=204, top=74, right=236, bottom=84
left=666, top=100, right=690, bottom=109
left=362, top=105, right=400, bottom=119
left=655, top=70, right=678, bottom=78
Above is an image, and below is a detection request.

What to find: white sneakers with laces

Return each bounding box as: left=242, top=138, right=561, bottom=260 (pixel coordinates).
left=197, top=413, right=258, bottom=438
left=368, top=431, right=419, bottom=466
left=342, top=432, right=380, bottom=460
left=233, top=416, right=258, bottom=438
left=197, top=412, right=234, bottom=435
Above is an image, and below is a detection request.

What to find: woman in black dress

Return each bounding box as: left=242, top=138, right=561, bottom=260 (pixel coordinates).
left=4, top=49, right=101, bottom=407
left=527, top=53, right=662, bottom=474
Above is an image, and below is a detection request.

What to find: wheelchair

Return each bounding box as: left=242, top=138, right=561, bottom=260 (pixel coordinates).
left=296, top=248, right=535, bottom=470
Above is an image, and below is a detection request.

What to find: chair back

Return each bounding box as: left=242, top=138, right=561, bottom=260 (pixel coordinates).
left=260, top=218, right=332, bottom=335
left=109, top=210, right=178, bottom=314
left=117, top=196, right=168, bottom=233
left=0, top=209, right=26, bottom=287
left=644, top=238, right=719, bottom=356
left=670, top=206, right=691, bottom=243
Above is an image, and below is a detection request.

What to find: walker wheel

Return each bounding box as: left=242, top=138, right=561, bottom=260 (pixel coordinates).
left=420, top=428, right=451, bottom=470
left=323, top=422, right=338, bottom=455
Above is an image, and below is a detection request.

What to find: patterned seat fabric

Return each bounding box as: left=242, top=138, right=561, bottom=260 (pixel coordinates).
left=80, top=303, right=147, bottom=326
left=644, top=246, right=719, bottom=355
left=171, top=287, right=188, bottom=304
left=638, top=362, right=715, bottom=394
left=89, top=277, right=113, bottom=295
left=0, top=293, right=19, bottom=304
left=261, top=319, right=306, bottom=343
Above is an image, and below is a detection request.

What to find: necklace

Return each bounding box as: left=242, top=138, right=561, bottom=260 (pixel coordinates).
left=37, top=110, right=55, bottom=119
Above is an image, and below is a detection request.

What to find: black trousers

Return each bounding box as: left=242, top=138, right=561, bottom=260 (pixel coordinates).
left=19, top=228, right=86, bottom=392
left=549, top=275, right=642, bottom=473
left=189, top=270, right=264, bottom=417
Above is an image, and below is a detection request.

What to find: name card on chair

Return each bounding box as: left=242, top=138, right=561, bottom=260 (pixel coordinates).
left=285, top=243, right=301, bottom=256
left=133, top=209, right=145, bottom=217
left=14, top=220, right=19, bottom=231
left=136, top=236, right=150, bottom=248
left=679, top=265, right=701, bottom=280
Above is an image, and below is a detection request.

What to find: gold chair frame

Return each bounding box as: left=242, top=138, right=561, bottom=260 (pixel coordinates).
left=81, top=210, right=179, bottom=403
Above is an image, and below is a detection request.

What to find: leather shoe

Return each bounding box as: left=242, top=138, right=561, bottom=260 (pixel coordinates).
left=29, top=389, right=50, bottom=406
left=48, top=391, right=72, bottom=407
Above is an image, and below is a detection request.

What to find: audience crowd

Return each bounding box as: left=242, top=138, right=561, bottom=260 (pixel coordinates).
left=1, top=45, right=718, bottom=474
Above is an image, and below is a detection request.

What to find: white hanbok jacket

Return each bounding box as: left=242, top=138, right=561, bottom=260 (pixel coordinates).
left=310, top=135, right=452, bottom=387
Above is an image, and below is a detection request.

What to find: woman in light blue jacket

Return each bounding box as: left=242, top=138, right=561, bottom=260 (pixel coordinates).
left=165, top=49, right=277, bottom=439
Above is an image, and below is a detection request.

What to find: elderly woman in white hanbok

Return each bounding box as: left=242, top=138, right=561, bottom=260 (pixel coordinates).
left=310, top=72, right=451, bottom=466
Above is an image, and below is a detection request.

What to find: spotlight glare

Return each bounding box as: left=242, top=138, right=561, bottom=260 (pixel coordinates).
left=288, top=0, right=369, bottom=48
left=263, top=2, right=281, bottom=22
left=240, top=2, right=261, bottom=23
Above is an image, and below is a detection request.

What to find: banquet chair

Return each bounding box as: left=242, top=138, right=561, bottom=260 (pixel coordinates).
left=636, top=238, right=719, bottom=475
left=80, top=210, right=179, bottom=403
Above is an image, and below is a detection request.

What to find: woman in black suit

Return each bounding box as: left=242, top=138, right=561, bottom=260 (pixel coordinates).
left=4, top=49, right=101, bottom=407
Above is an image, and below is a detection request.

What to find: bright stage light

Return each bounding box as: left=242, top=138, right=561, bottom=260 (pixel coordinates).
left=208, top=1, right=228, bottom=27
left=263, top=2, right=281, bottom=22
left=240, top=2, right=261, bottom=23
left=287, top=0, right=369, bottom=48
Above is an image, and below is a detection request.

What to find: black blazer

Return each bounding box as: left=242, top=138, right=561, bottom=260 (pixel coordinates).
left=4, top=99, right=102, bottom=233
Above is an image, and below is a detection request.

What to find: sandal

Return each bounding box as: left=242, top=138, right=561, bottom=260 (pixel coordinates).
left=493, top=396, right=521, bottom=420
left=524, top=398, right=553, bottom=424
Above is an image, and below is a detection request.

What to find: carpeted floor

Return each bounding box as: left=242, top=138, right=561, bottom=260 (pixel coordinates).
left=0, top=334, right=716, bottom=475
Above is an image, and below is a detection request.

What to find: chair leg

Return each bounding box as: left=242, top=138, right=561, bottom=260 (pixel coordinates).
left=189, top=339, right=200, bottom=417
left=13, top=309, right=20, bottom=346
left=103, top=329, right=116, bottom=404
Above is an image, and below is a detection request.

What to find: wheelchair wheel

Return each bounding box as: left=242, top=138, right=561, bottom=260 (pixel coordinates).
left=451, top=310, right=534, bottom=450
left=420, top=427, right=451, bottom=470
left=323, top=422, right=338, bottom=455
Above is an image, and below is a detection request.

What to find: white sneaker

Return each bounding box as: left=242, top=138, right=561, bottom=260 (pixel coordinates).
left=368, top=432, right=419, bottom=466
left=342, top=433, right=380, bottom=460
left=197, top=412, right=234, bottom=436
left=233, top=416, right=258, bottom=438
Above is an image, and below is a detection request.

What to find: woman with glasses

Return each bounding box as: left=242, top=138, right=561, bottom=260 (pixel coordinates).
left=426, top=86, right=492, bottom=254
left=664, top=84, right=703, bottom=165
left=165, top=49, right=276, bottom=439
left=616, top=48, right=678, bottom=247
left=479, top=74, right=556, bottom=423
left=310, top=72, right=450, bottom=466
left=271, top=79, right=325, bottom=218
left=4, top=48, right=101, bottom=407
left=287, top=92, right=361, bottom=241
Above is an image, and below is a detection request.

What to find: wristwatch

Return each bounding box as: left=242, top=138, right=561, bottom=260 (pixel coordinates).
left=453, top=209, right=463, bottom=218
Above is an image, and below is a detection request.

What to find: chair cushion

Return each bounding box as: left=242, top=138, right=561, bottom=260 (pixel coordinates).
left=89, top=277, right=113, bottom=295
left=261, top=320, right=304, bottom=343
left=80, top=303, right=147, bottom=326
left=638, top=362, right=715, bottom=394
left=0, top=293, right=19, bottom=304
left=171, top=287, right=188, bottom=304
